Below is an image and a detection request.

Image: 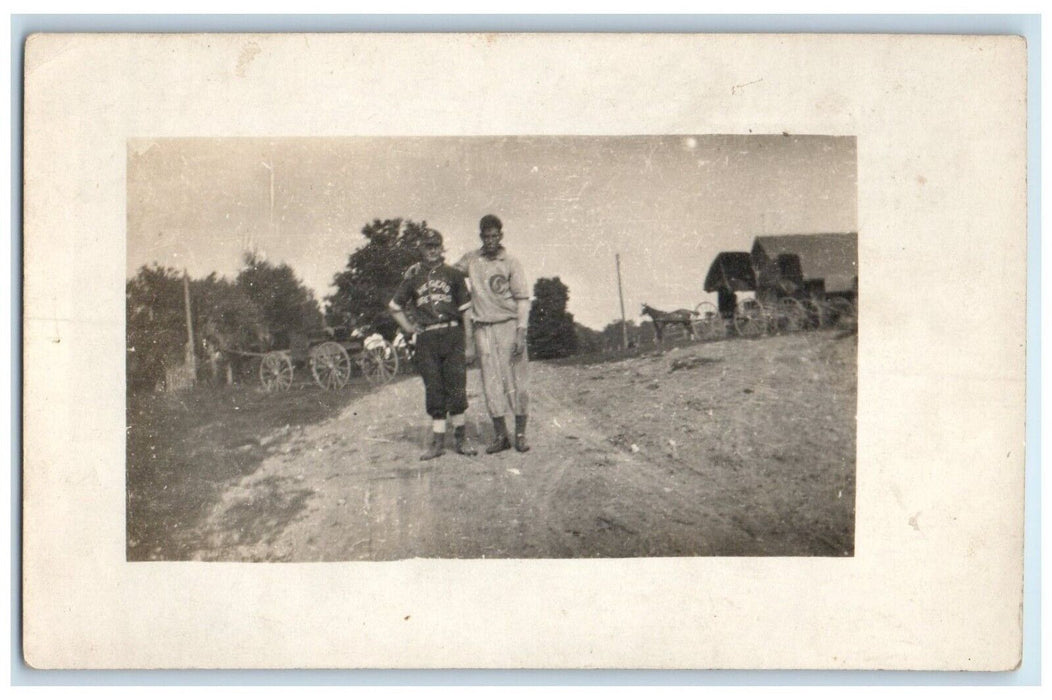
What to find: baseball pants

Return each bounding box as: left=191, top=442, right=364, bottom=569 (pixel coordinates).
left=473, top=319, right=529, bottom=417
left=414, top=326, right=468, bottom=419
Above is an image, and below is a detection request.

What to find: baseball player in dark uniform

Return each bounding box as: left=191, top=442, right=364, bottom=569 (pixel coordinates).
left=389, top=229, right=477, bottom=460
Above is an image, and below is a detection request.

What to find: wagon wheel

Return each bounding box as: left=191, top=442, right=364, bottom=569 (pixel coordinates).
left=761, top=300, right=784, bottom=334
left=692, top=302, right=726, bottom=341
left=828, top=297, right=858, bottom=330
left=259, top=351, right=293, bottom=392
left=800, top=298, right=822, bottom=330
left=733, top=300, right=766, bottom=338
left=810, top=298, right=834, bottom=328
left=358, top=340, right=400, bottom=384
left=779, top=297, right=808, bottom=332
left=309, top=341, right=352, bottom=390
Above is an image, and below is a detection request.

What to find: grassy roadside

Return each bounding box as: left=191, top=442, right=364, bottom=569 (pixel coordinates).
left=125, top=379, right=376, bottom=560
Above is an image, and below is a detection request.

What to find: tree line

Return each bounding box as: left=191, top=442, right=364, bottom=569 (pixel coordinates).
left=127, top=217, right=648, bottom=392
left=126, top=252, right=324, bottom=391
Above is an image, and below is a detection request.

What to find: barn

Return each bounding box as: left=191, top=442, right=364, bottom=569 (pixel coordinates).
left=701, top=233, right=858, bottom=334
left=749, top=232, right=858, bottom=300
left=703, top=251, right=757, bottom=294
left=703, top=251, right=758, bottom=317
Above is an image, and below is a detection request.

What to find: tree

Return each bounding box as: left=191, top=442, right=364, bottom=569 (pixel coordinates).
left=128, top=264, right=273, bottom=391
left=598, top=318, right=656, bottom=350
left=326, top=218, right=432, bottom=339
left=192, top=273, right=267, bottom=354
left=600, top=318, right=632, bottom=350
left=126, top=264, right=188, bottom=391
left=236, top=251, right=323, bottom=345
left=527, top=277, right=578, bottom=359
left=127, top=255, right=321, bottom=392
left=191, top=273, right=268, bottom=385
left=636, top=320, right=657, bottom=346
left=574, top=322, right=605, bottom=355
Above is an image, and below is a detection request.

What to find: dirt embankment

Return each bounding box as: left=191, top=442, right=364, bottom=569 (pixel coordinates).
left=154, top=330, right=856, bottom=561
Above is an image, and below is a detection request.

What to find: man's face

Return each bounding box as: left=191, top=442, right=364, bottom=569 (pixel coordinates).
left=480, top=227, right=503, bottom=255
left=422, top=242, right=443, bottom=264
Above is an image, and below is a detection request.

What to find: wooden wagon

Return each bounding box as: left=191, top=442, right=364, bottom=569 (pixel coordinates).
left=257, top=326, right=399, bottom=392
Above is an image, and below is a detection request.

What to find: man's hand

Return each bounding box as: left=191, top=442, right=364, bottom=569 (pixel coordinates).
left=464, top=342, right=477, bottom=364
left=391, top=308, right=423, bottom=338
left=511, top=327, right=527, bottom=357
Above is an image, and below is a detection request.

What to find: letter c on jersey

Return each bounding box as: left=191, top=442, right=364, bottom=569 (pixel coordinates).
left=488, top=274, right=510, bottom=295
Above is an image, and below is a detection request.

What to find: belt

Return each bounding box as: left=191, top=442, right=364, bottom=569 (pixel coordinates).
left=420, top=320, right=459, bottom=332
left=471, top=318, right=516, bottom=326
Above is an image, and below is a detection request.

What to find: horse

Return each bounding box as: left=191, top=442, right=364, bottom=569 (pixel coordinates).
left=200, top=318, right=271, bottom=386
left=641, top=303, right=699, bottom=344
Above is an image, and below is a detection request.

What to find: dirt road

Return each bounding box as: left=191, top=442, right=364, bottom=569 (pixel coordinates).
left=183, top=331, right=856, bottom=561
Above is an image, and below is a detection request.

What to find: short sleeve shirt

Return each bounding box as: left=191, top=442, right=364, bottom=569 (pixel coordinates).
left=389, top=262, right=471, bottom=326
left=454, top=248, right=530, bottom=323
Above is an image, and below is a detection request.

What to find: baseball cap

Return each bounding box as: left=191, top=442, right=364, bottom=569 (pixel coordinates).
left=420, top=229, right=443, bottom=247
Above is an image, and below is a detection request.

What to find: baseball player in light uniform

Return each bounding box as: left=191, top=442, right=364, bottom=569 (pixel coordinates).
left=390, top=229, right=477, bottom=460
left=455, top=214, right=531, bottom=454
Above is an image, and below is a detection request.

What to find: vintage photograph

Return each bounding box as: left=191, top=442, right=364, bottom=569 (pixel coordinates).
left=126, top=135, right=858, bottom=561
left=25, top=30, right=1026, bottom=670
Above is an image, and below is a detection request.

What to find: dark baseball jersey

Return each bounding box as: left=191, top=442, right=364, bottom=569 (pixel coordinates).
left=389, top=262, right=472, bottom=326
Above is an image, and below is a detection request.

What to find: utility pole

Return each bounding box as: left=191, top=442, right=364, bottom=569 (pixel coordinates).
left=615, top=253, right=628, bottom=351
left=182, top=269, right=196, bottom=379
left=261, top=159, right=275, bottom=238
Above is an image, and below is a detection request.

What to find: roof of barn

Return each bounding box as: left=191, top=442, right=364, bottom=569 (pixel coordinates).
left=751, top=233, right=858, bottom=293
left=703, top=251, right=757, bottom=292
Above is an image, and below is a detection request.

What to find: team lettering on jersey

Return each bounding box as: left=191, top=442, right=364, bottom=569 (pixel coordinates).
left=415, top=278, right=454, bottom=307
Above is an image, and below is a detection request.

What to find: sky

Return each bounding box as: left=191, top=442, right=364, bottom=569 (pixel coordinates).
left=127, top=135, right=857, bottom=330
